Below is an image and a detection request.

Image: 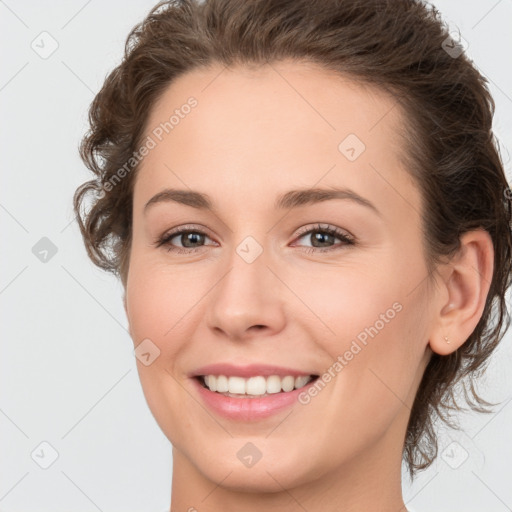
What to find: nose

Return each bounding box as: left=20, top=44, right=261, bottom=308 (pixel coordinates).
left=206, top=241, right=286, bottom=341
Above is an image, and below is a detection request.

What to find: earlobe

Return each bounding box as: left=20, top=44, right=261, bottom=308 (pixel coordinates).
left=429, top=229, right=494, bottom=356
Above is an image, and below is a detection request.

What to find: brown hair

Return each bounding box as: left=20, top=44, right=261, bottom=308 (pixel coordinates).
left=73, top=0, right=512, bottom=478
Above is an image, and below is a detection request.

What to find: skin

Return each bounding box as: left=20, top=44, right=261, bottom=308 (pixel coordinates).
left=123, top=60, right=494, bottom=512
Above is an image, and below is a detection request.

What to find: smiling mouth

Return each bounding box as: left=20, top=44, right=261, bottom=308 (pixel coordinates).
left=196, top=374, right=319, bottom=398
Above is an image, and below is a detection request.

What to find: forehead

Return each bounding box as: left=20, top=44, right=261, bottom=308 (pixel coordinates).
left=134, top=60, right=419, bottom=218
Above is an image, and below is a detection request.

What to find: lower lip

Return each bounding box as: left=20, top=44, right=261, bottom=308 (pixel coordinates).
left=191, top=377, right=317, bottom=421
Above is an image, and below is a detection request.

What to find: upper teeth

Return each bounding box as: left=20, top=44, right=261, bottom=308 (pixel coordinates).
left=203, top=375, right=314, bottom=395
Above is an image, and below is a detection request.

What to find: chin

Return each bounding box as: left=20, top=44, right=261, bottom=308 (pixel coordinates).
left=189, top=442, right=322, bottom=493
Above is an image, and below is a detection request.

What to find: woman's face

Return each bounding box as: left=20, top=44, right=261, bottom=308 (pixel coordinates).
left=125, top=61, right=434, bottom=491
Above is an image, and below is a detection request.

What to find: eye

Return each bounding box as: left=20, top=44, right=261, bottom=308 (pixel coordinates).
left=292, top=223, right=355, bottom=253
left=155, top=222, right=355, bottom=255
left=155, top=225, right=217, bottom=255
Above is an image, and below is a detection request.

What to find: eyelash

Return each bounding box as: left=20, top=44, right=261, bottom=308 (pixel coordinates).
left=155, top=223, right=355, bottom=255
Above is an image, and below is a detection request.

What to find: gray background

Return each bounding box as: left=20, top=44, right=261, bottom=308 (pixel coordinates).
left=1, top=1, right=511, bottom=511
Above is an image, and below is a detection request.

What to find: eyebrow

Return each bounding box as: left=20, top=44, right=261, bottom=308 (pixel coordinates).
left=144, top=187, right=381, bottom=216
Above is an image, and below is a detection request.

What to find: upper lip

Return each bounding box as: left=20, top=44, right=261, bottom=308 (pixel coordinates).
left=189, top=363, right=317, bottom=378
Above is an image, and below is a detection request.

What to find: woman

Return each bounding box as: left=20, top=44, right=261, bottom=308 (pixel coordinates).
left=73, top=0, right=512, bottom=510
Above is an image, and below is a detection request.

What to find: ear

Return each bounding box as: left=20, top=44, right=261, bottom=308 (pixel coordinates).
left=429, top=229, right=494, bottom=356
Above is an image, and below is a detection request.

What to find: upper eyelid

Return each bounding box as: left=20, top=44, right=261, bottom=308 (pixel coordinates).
left=163, top=223, right=346, bottom=236
left=162, top=223, right=214, bottom=238
left=295, top=223, right=352, bottom=237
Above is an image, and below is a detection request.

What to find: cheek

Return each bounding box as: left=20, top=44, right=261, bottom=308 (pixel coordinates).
left=285, top=260, right=405, bottom=345
left=329, top=291, right=428, bottom=437
left=126, top=256, right=195, bottom=341
left=125, top=261, right=198, bottom=443
left=304, top=264, right=423, bottom=410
